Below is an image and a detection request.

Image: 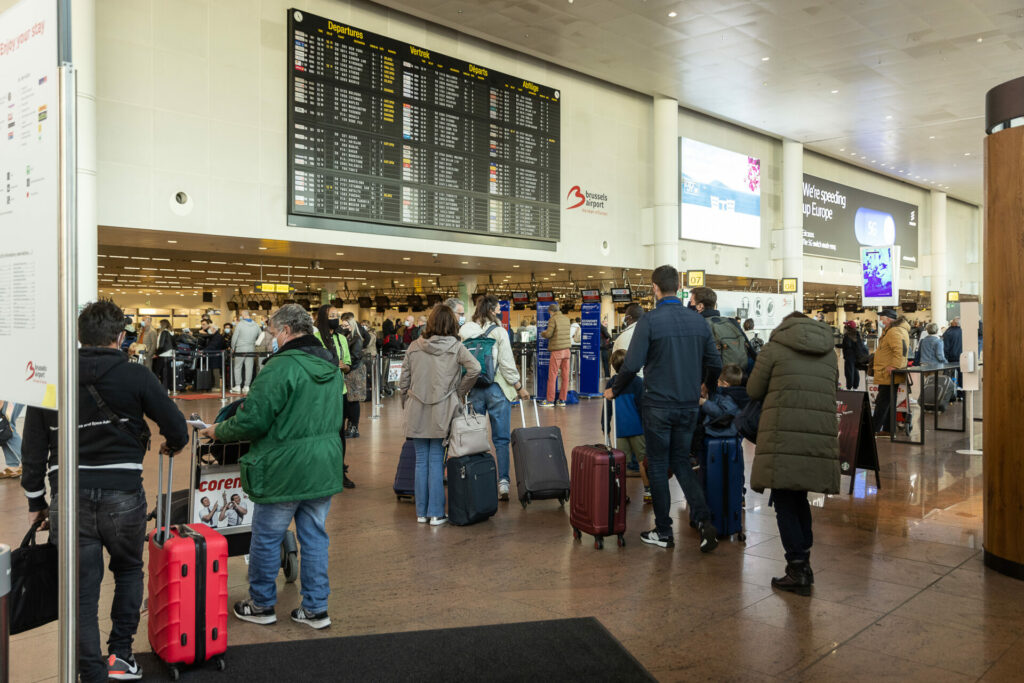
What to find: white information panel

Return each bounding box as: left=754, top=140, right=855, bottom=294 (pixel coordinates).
left=716, top=291, right=797, bottom=337
left=0, top=0, right=59, bottom=408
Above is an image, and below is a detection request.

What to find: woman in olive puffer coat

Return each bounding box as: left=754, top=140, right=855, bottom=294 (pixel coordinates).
left=747, top=312, right=840, bottom=596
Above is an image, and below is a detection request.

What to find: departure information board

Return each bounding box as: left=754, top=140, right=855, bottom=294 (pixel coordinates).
left=287, top=9, right=561, bottom=243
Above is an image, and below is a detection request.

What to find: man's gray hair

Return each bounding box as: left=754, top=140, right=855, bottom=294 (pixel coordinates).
left=926, top=322, right=939, bottom=335
left=271, top=303, right=314, bottom=336
left=444, top=297, right=463, bottom=312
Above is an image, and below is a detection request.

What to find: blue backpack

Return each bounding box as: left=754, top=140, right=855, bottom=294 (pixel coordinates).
left=462, top=324, right=500, bottom=388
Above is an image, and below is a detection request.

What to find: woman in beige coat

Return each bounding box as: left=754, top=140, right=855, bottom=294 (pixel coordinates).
left=400, top=305, right=480, bottom=525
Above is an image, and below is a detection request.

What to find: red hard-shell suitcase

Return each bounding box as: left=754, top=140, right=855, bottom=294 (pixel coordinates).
left=148, top=453, right=229, bottom=678
left=569, top=400, right=627, bottom=548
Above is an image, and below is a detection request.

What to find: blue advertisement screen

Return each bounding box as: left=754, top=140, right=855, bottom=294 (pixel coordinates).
left=862, top=247, right=894, bottom=299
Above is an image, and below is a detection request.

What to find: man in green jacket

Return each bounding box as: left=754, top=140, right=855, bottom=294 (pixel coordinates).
left=200, top=304, right=344, bottom=630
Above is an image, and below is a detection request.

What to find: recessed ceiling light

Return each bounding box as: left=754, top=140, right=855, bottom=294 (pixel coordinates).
left=964, top=152, right=971, bottom=156
left=977, top=37, right=983, bottom=43
left=929, top=135, right=935, bottom=140
left=335, top=252, right=344, bottom=256
left=598, top=271, right=605, bottom=274
left=402, top=257, right=411, bottom=260
left=831, top=89, right=839, bottom=94
left=885, top=115, right=892, bottom=120
left=587, top=275, right=593, bottom=278
left=839, top=147, right=845, bottom=152
left=258, top=246, right=267, bottom=250
left=461, top=261, right=469, bottom=264
left=167, top=240, right=177, bottom=244
left=668, top=11, right=677, bottom=17
left=543, top=277, right=549, bottom=280
left=512, top=265, right=519, bottom=268
left=761, top=56, right=769, bottom=61
left=558, top=268, right=565, bottom=271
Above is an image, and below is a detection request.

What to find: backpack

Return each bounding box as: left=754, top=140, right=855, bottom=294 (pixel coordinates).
left=462, top=324, right=500, bottom=388
left=709, top=317, right=750, bottom=369
left=749, top=334, right=764, bottom=355
left=855, top=341, right=871, bottom=370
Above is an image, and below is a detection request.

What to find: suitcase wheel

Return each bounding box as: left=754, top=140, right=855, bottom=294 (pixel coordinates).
left=168, top=665, right=181, bottom=681
left=572, top=527, right=581, bottom=541
left=558, top=497, right=566, bottom=508
left=738, top=532, right=747, bottom=543
left=595, top=537, right=604, bottom=550
left=617, top=534, right=625, bottom=547
left=520, top=499, right=528, bottom=509
left=216, top=656, right=227, bottom=672
left=282, top=550, right=298, bottom=583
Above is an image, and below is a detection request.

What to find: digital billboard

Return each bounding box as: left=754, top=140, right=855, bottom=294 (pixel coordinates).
left=860, top=246, right=900, bottom=307
left=803, top=175, right=918, bottom=267
left=679, top=138, right=762, bottom=248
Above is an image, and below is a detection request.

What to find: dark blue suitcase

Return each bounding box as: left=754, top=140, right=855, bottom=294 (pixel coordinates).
left=691, top=436, right=745, bottom=540
left=394, top=439, right=416, bottom=501
left=446, top=453, right=498, bottom=526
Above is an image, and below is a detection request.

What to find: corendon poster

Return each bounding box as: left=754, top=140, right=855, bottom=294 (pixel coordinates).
left=0, top=0, right=59, bottom=408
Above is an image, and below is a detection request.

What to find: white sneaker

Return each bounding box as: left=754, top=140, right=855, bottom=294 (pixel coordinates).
left=498, top=480, right=510, bottom=501
left=242, top=386, right=250, bottom=394
left=417, top=516, right=428, bottom=523
left=230, top=386, right=241, bottom=394
left=429, top=516, right=448, bottom=526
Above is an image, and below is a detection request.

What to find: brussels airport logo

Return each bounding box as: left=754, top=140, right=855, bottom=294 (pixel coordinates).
left=25, top=360, right=47, bottom=383
left=565, top=185, right=609, bottom=216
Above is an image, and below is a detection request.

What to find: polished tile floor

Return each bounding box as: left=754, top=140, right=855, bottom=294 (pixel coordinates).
left=4, top=389, right=1022, bottom=682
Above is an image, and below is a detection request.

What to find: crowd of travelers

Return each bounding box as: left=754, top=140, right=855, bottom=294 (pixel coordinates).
left=8, top=261, right=983, bottom=680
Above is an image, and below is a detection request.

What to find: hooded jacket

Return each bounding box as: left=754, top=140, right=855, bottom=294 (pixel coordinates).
left=942, top=324, right=963, bottom=362
left=20, top=347, right=188, bottom=508
left=747, top=316, right=840, bottom=495
left=215, top=334, right=346, bottom=503
left=873, top=318, right=911, bottom=384
left=400, top=335, right=480, bottom=438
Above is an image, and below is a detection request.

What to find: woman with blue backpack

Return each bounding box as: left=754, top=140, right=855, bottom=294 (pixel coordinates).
left=459, top=295, right=531, bottom=501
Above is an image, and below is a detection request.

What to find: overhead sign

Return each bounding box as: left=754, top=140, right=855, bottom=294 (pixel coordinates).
left=802, top=174, right=918, bottom=267
left=0, top=0, right=59, bottom=408
left=255, top=282, right=294, bottom=294
left=947, top=291, right=960, bottom=302
left=686, top=270, right=705, bottom=288
left=781, top=278, right=798, bottom=293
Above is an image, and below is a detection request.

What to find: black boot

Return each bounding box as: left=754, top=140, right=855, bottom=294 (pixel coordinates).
left=772, top=561, right=812, bottom=596
left=343, top=464, right=356, bottom=489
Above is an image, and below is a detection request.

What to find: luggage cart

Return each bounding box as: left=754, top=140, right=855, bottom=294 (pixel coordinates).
left=152, top=427, right=297, bottom=582
left=382, top=351, right=405, bottom=397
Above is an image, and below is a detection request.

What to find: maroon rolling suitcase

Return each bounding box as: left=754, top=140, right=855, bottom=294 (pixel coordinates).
left=569, top=399, right=627, bottom=549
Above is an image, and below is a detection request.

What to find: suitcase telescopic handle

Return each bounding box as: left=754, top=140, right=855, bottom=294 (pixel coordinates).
left=518, top=397, right=542, bottom=428
left=156, top=449, right=175, bottom=544
left=602, top=392, right=616, bottom=448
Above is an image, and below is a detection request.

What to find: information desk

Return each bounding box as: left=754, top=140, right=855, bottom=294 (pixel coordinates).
left=887, top=362, right=965, bottom=446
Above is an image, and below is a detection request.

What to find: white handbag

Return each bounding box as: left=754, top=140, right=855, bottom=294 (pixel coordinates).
left=447, top=403, right=491, bottom=457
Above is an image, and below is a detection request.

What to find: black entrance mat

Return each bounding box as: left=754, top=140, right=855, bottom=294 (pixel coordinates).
left=136, top=617, right=654, bottom=682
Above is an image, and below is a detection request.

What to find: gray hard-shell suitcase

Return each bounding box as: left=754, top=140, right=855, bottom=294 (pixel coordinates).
left=511, top=399, right=570, bottom=508
left=921, top=374, right=956, bottom=412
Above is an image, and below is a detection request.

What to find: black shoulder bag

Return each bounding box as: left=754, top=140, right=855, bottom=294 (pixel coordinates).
left=10, top=520, right=59, bottom=634
left=85, top=385, right=152, bottom=451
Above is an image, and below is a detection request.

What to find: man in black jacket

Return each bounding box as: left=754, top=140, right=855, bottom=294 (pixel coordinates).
left=605, top=265, right=723, bottom=552
left=22, top=300, right=188, bottom=683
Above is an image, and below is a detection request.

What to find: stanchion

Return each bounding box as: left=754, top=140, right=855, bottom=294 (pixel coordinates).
left=1, top=544, right=9, bottom=683
left=220, top=351, right=227, bottom=402
left=956, top=391, right=983, bottom=455
left=371, top=354, right=381, bottom=420
left=170, top=349, right=178, bottom=396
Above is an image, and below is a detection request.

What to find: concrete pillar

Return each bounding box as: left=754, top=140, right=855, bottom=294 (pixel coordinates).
left=600, top=294, right=615, bottom=331
left=458, top=276, right=478, bottom=319
left=781, top=140, right=804, bottom=311
left=652, top=95, right=679, bottom=270
left=73, top=0, right=97, bottom=304
left=930, top=191, right=948, bottom=328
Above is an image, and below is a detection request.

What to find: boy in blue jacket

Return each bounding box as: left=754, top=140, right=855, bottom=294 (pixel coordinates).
left=692, top=364, right=748, bottom=463
left=606, top=350, right=652, bottom=502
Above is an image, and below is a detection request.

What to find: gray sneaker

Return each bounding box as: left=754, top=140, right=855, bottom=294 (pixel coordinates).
left=233, top=598, right=276, bottom=625
left=291, top=606, right=331, bottom=630
left=107, top=654, right=142, bottom=681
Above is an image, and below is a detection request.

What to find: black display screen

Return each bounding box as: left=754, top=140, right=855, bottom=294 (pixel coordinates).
left=287, top=9, right=561, bottom=243
left=611, top=287, right=632, bottom=303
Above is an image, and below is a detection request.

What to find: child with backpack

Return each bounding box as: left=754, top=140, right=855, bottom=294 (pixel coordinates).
left=606, top=350, right=651, bottom=502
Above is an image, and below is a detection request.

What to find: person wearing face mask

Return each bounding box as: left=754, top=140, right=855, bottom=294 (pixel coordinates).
left=200, top=304, right=345, bottom=631
left=444, top=297, right=467, bottom=328
left=313, top=305, right=355, bottom=488
left=340, top=312, right=365, bottom=438
left=459, top=295, right=531, bottom=501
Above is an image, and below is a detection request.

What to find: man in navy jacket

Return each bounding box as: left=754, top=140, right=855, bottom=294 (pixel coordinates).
left=606, top=265, right=723, bottom=552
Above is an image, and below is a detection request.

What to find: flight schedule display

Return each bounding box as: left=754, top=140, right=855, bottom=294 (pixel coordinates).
left=287, top=10, right=561, bottom=242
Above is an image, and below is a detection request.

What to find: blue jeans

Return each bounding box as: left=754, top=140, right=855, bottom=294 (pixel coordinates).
left=469, top=383, right=512, bottom=482
left=642, top=404, right=711, bottom=535
left=2, top=402, right=23, bottom=467
left=412, top=438, right=446, bottom=518
left=249, top=496, right=333, bottom=613
left=51, top=488, right=147, bottom=683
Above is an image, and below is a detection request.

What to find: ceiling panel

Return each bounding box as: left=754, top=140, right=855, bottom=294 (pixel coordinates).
left=366, top=0, right=1018, bottom=202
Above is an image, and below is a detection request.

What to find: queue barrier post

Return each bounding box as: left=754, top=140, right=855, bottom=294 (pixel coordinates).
left=371, top=354, right=381, bottom=420
left=171, top=349, right=178, bottom=396
left=220, top=351, right=227, bottom=402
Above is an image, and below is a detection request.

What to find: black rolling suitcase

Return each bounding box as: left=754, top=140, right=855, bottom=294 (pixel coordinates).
left=446, top=453, right=498, bottom=525
left=511, top=399, right=570, bottom=508
left=921, top=374, right=956, bottom=412
left=195, top=354, right=214, bottom=392
left=394, top=439, right=416, bottom=501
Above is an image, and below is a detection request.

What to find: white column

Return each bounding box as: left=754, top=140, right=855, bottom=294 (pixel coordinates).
left=73, top=0, right=97, bottom=304
left=600, top=294, right=614, bottom=329
left=930, top=190, right=948, bottom=328
left=782, top=140, right=804, bottom=311
left=458, top=276, right=478, bottom=318
left=652, top=95, right=679, bottom=270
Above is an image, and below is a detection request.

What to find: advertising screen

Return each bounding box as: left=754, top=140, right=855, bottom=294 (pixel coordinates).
left=802, top=174, right=918, bottom=266
left=861, top=246, right=900, bottom=307
left=679, top=138, right=762, bottom=248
